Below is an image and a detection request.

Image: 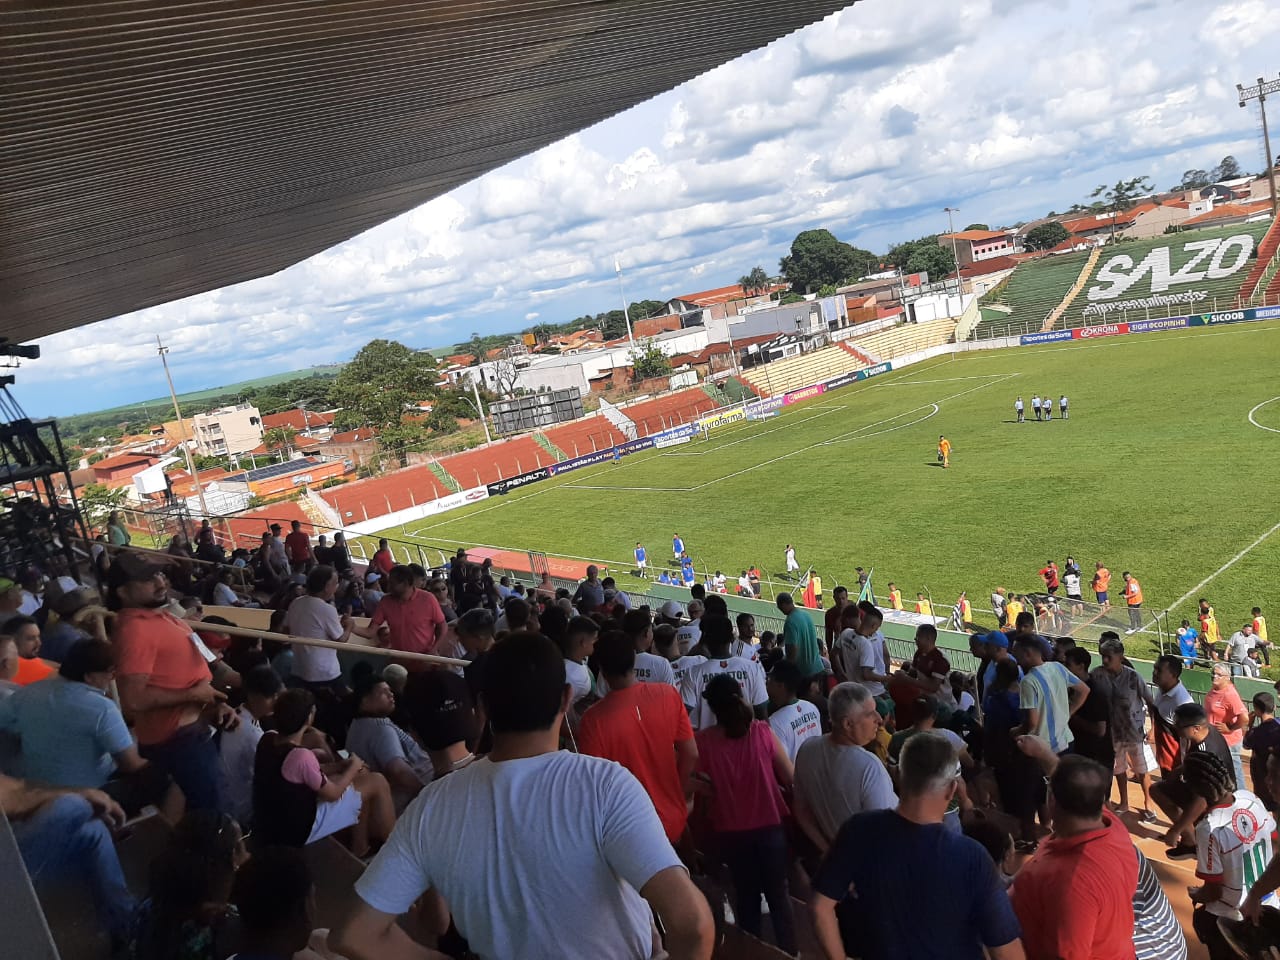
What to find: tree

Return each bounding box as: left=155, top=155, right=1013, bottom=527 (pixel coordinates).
left=78, top=483, right=127, bottom=528
left=331, top=339, right=441, bottom=466
left=964, top=222, right=990, bottom=231
left=629, top=341, right=673, bottom=381
left=263, top=426, right=297, bottom=458
left=1088, top=176, right=1154, bottom=242
left=780, top=229, right=863, bottom=293
left=886, top=235, right=955, bottom=280
left=739, top=265, right=771, bottom=296
left=627, top=299, right=668, bottom=320
left=1024, top=222, right=1071, bottom=251
left=1211, top=155, right=1243, bottom=183
left=1178, top=169, right=1212, bottom=191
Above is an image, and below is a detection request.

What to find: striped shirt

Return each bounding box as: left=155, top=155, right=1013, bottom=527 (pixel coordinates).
left=1133, top=848, right=1186, bottom=960
left=1018, top=661, right=1079, bottom=753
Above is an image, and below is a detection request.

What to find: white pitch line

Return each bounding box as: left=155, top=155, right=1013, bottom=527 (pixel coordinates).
left=1160, top=516, right=1280, bottom=618
left=1248, top=397, right=1280, bottom=434
left=690, top=374, right=1018, bottom=490
left=879, top=374, right=1011, bottom=385
left=662, top=407, right=845, bottom=456
left=563, top=483, right=693, bottom=492
left=817, top=404, right=939, bottom=445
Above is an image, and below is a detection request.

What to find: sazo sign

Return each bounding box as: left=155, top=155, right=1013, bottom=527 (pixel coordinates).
left=1086, top=233, right=1255, bottom=303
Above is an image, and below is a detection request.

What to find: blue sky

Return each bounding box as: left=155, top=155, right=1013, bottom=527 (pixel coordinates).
left=18, top=0, right=1278, bottom=417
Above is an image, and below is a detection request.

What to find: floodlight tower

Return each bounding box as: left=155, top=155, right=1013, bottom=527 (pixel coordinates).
left=943, top=207, right=963, bottom=296
left=1238, top=75, right=1280, bottom=216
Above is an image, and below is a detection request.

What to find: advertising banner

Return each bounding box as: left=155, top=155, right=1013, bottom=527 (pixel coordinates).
left=1254, top=306, right=1280, bottom=321
left=652, top=424, right=698, bottom=449
left=746, top=396, right=784, bottom=420
left=859, top=362, right=892, bottom=381
left=547, top=449, right=616, bottom=476
left=486, top=468, right=551, bottom=496
left=428, top=486, right=489, bottom=514
left=824, top=371, right=861, bottom=391
left=1020, top=330, right=1074, bottom=345
left=1187, top=308, right=1257, bottom=327
left=617, top=437, right=655, bottom=455
left=1127, top=317, right=1189, bottom=334
left=782, top=383, right=827, bottom=406
left=697, top=406, right=747, bottom=431
left=1072, top=322, right=1130, bottom=340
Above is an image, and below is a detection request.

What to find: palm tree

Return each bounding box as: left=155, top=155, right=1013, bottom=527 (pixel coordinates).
left=740, top=265, right=770, bottom=296
left=263, top=426, right=297, bottom=460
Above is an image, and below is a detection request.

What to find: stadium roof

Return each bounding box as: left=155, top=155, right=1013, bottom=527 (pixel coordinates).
left=3, top=1, right=846, bottom=346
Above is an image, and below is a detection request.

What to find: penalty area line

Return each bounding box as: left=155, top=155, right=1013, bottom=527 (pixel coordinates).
left=1159, top=516, right=1280, bottom=619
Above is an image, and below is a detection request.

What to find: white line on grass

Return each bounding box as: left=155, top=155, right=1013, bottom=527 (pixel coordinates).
left=1159, top=516, right=1280, bottom=618
left=662, top=407, right=846, bottom=457
left=817, top=404, right=938, bottom=445
left=879, top=374, right=1012, bottom=386
left=1247, top=397, right=1280, bottom=434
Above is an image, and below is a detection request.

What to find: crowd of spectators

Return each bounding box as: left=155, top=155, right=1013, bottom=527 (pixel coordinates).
left=4, top=529, right=1280, bottom=960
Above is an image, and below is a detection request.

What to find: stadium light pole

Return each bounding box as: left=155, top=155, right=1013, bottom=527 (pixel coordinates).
left=943, top=207, right=963, bottom=298
left=613, top=258, right=639, bottom=356
left=1238, top=75, right=1280, bottom=216
left=156, top=336, right=210, bottom=520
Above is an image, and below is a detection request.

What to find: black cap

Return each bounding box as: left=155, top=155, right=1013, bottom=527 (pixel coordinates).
left=406, top=670, right=475, bottom=750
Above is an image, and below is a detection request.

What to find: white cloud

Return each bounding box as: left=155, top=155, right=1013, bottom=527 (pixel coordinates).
left=22, top=0, right=1278, bottom=415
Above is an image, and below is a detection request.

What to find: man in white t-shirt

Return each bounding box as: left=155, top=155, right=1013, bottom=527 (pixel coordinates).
left=217, top=664, right=282, bottom=824
left=1185, top=749, right=1277, bottom=955
left=674, top=600, right=703, bottom=655
left=785, top=544, right=799, bottom=575
left=680, top=614, right=767, bottom=730
left=851, top=602, right=891, bottom=698
left=654, top=624, right=704, bottom=691
left=1011, top=634, right=1088, bottom=754
left=766, top=661, right=822, bottom=760
left=283, top=565, right=352, bottom=691
left=830, top=604, right=862, bottom=684
left=331, top=633, right=713, bottom=960
left=793, top=682, right=897, bottom=852
left=622, top=610, right=676, bottom=688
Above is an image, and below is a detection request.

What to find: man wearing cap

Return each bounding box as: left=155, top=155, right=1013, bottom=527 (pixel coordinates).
left=406, top=667, right=477, bottom=781
left=41, top=583, right=109, bottom=663
left=981, top=631, right=1022, bottom=697
left=109, top=553, right=239, bottom=811
left=1153, top=701, right=1238, bottom=860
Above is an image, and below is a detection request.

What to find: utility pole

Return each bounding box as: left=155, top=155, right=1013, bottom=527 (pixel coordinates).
left=943, top=207, right=964, bottom=298
left=157, top=336, right=209, bottom=519
left=613, top=258, right=638, bottom=355
left=1238, top=75, right=1280, bottom=216
left=471, top=374, right=493, bottom=446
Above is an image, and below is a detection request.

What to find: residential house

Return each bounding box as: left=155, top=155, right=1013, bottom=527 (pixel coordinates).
left=664, top=282, right=789, bottom=321
left=192, top=404, right=264, bottom=457
left=1061, top=202, right=1189, bottom=241
left=1178, top=200, right=1273, bottom=229
left=90, top=451, right=163, bottom=488
left=261, top=408, right=336, bottom=438
left=937, top=229, right=1015, bottom=266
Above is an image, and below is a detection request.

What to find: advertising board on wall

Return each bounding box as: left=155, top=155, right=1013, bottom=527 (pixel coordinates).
left=486, top=468, right=550, bottom=496
left=697, top=406, right=747, bottom=431
left=783, top=383, right=827, bottom=406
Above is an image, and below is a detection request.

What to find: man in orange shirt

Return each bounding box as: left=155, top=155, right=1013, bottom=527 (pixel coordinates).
left=1091, top=562, right=1111, bottom=613
left=578, top=631, right=697, bottom=844
left=937, top=435, right=952, bottom=469
left=1122, top=571, right=1143, bottom=634
left=1, top=615, right=56, bottom=685
left=111, top=554, right=239, bottom=810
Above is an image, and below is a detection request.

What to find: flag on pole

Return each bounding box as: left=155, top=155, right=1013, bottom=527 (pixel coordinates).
left=857, top=567, right=875, bottom=604
left=798, top=567, right=817, bottom=609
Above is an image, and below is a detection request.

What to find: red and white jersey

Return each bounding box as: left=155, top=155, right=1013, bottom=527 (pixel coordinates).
left=768, top=699, right=822, bottom=760
left=633, top=651, right=677, bottom=688
left=681, top=654, right=767, bottom=730
left=1196, top=789, right=1277, bottom=919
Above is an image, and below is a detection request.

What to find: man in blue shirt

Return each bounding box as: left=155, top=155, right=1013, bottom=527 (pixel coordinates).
left=672, top=533, right=684, bottom=558
left=1177, top=620, right=1199, bottom=668
left=634, top=542, right=647, bottom=579
left=0, top=639, right=176, bottom=819
left=811, top=732, right=1023, bottom=960
left=658, top=571, right=672, bottom=585
left=680, top=554, right=695, bottom=587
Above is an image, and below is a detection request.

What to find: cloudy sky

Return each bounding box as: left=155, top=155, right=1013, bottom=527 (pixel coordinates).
left=20, top=0, right=1278, bottom=417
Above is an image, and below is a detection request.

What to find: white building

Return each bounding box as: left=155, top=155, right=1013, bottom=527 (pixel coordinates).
left=191, top=403, right=263, bottom=457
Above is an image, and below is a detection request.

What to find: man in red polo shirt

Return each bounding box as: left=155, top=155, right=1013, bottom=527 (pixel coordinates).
left=1010, top=739, right=1138, bottom=959
left=578, top=630, right=696, bottom=844
left=284, top=519, right=314, bottom=573
left=110, top=554, right=239, bottom=811
left=370, top=538, right=394, bottom=580
left=356, top=565, right=445, bottom=671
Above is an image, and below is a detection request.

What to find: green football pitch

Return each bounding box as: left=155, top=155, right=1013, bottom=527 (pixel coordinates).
left=384, top=320, right=1280, bottom=660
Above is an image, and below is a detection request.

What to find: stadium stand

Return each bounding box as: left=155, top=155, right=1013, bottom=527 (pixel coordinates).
left=621, top=386, right=721, bottom=436
left=738, top=344, right=868, bottom=397
left=838, top=341, right=878, bottom=366
left=541, top=414, right=627, bottom=458
left=1042, top=247, right=1101, bottom=330
left=975, top=250, right=1093, bottom=337
left=1055, top=220, right=1273, bottom=328
left=846, top=316, right=957, bottom=359
left=437, top=435, right=559, bottom=488
left=1238, top=215, right=1280, bottom=301
left=321, top=463, right=455, bottom=523
left=223, top=501, right=314, bottom=549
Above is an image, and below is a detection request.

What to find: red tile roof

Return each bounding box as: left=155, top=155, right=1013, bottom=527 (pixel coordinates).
left=1180, top=201, right=1272, bottom=227
left=940, top=229, right=1010, bottom=242
left=324, top=428, right=378, bottom=444
left=261, top=409, right=336, bottom=432
left=1062, top=202, right=1158, bottom=235
left=674, top=282, right=788, bottom=307
left=959, top=255, right=1021, bottom=278
left=91, top=450, right=162, bottom=472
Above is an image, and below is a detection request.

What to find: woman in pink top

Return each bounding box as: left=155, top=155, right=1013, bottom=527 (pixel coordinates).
left=1204, top=663, right=1248, bottom=790
left=695, top=673, right=796, bottom=955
